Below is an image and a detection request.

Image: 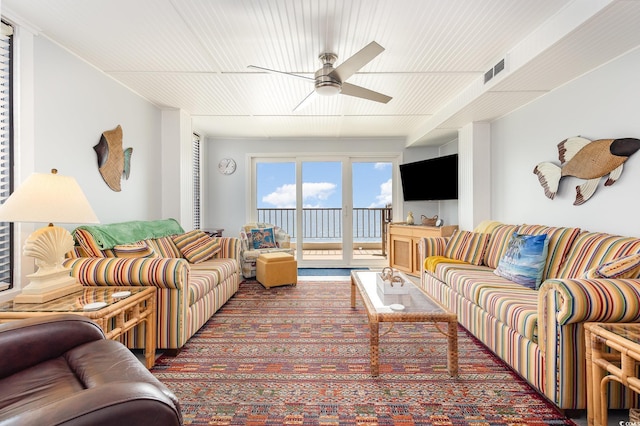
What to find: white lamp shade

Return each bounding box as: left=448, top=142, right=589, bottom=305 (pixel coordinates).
left=0, top=171, right=99, bottom=224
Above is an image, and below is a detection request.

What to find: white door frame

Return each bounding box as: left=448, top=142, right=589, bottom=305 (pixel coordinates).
left=248, top=152, right=402, bottom=268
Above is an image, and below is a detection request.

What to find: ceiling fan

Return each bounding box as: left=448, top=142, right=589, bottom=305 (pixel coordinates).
left=248, top=41, right=392, bottom=111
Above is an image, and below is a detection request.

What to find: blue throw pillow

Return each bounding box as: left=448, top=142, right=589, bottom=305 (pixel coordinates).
left=494, top=233, right=549, bottom=289
left=250, top=228, right=276, bottom=249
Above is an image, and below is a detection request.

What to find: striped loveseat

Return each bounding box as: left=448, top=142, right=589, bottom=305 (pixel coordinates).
left=419, top=221, right=640, bottom=411
left=63, top=219, right=242, bottom=353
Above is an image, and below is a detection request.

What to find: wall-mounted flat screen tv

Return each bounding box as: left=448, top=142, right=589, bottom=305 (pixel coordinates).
left=399, top=154, right=458, bottom=201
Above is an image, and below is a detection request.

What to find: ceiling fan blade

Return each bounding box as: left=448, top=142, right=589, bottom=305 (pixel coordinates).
left=293, top=91, right=317, bottom=112
left=247, top=65, right=314, bottom=82
left=330, top=41, right=385, bottom=82
left=340, top=82, right=392, bottom=104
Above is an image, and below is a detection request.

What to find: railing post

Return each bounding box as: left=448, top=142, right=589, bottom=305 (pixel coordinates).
left=380, top=208, right=387, bottom=257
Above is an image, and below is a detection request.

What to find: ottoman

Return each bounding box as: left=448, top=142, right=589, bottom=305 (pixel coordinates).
left=256, top=252, right=297, bottom=288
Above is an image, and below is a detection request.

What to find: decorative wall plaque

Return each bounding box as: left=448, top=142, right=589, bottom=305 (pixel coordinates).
left=533, top=136, right=640, bottom=205
left=93, top=125, right=133, bottom=192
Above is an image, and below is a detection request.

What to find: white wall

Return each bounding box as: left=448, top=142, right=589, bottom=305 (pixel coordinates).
left=33, top=36, right=163, bottom=225
left=491, top=46, right=640, bottom=237
left=202, top=137, right=456, bottom=236
left=458, top=122, right=490, bottom=231
left=161, top=109, right=194, bottom=229
left=0, top=30, right=167, bottom=300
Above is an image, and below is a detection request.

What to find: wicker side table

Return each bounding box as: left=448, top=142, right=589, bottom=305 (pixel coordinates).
left=0, top=286, right=157, bottom=368
left=585, top=322, right=640, bottom=426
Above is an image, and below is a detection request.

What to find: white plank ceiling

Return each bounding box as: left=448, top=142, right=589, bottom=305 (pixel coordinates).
left=4, top=0, right=640, bottom=146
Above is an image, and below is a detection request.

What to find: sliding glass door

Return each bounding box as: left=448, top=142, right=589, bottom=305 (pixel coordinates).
left=352, top=160, right=393, bottom=263
left=252, top=155, right=398, bottom=268
left=298, top=160, right=345, bottom=265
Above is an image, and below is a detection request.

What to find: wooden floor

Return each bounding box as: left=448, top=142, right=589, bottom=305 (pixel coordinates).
left=300, top=248, right=386, bottom=261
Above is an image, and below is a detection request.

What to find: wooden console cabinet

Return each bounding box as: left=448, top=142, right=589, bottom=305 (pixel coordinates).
left=388, top=224, right=458, bottom=276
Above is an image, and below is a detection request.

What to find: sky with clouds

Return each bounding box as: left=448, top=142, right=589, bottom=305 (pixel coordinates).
left=257, top=161, right=392, bottom=209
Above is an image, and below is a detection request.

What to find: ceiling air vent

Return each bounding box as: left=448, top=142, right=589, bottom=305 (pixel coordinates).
left=484, top=69, right=493, bottom=84
left=484, top=58, right=505, bottom=84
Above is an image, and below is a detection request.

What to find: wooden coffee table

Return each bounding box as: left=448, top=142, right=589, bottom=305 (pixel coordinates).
left=0, top=286, right=157, bottom=369
left=350, top=270, right=458, bottom=377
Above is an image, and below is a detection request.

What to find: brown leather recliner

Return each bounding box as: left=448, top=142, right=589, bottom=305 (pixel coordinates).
left=0, top=314, right=182, bottom=425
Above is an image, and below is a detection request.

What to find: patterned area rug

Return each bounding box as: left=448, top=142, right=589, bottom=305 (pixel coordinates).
left=152, top=280, right=574, bottom=425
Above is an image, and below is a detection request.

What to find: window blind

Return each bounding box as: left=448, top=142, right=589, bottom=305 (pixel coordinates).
left=0, top=21, right=13, bottom=290
left=192, top=133, right=201, bottom=230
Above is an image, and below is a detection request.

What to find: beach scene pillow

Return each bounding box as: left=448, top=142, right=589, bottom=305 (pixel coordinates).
left=494, top=233, right=549, bottom=289
left=251, top=227, right=276, bottom=249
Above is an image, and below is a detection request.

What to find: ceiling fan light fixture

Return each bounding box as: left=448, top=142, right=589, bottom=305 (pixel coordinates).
left=315, top=81, right=341, bottom=96
left=314, top=63, right=342, bottom=96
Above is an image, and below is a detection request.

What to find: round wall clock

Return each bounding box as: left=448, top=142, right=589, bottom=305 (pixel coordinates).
left=218, top=158, right=236, bottom=175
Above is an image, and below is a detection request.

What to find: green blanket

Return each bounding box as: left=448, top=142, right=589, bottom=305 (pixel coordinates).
left=75, top=218, right=185, bottom=250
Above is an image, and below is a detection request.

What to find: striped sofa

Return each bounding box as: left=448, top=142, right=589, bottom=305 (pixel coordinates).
left=63, top=220, right=242, bottom=353
left=419, top=221, right=640, bottom=411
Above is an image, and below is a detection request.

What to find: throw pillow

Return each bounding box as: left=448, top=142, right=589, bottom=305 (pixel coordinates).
left=73, top=228, right=107, bottom=258
left=113, top=242, right=156, bottom=258
left=473, top=220, right=503, bottom=234
left=250, top=228, right=276, bottom=249
left=172, top=230, right=221, bottom=264
left=494, top=233, right=549, bottom=289
left=583, top=253, right=640, bottom=279
left=443, top=230, right=490, bottom=265
left=482, top=224, right=520, bottom=269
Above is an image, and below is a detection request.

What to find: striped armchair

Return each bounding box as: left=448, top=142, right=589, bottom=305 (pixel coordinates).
left=64, top=220, right=242, bottom=353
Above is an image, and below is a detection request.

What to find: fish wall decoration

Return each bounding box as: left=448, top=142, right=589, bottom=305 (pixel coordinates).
left=533, top=136, right=640, bottom=205
left=93, top=125, right=133, bottom=192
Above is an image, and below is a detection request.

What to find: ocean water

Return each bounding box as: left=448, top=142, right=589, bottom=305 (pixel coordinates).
left=259, top=209, right=387, bottom=244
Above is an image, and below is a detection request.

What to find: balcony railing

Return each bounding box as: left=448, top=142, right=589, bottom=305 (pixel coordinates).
left=257, top=207, right=392, bottom=242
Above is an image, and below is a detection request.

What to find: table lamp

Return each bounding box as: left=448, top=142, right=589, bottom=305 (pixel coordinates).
left=0, top=169, right=99, bottom=303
